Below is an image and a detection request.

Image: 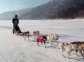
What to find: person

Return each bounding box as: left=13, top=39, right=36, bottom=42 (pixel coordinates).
left=12, top=15, right=21, bottom=34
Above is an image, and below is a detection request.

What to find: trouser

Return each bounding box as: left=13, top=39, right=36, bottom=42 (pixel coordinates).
left=13, top=24, right=21, bottom=34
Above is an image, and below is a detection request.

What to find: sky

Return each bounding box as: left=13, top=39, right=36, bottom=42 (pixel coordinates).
left=0, top=0, right=50, bottom=13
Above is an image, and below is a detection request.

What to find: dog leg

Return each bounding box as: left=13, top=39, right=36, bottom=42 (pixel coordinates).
left=44, top=42, right=46, bottom=48
left=62, top=47, right=66, bottom=58
left=37, top=40, right=40, bottom=46
left=67, top=51, right=71, bottom=59
left=79, top=49, right=84, bottom=58
left=24, top=36, right=26, bottom=41
left=75, top=49, right=80, bottom=57
left=62, top=50, right=66, bottom=58
left=51, top=41, right=53, bottom=46
left=41, top=41, right=43, bottom=45
left=43, top=40, right=46, bottom=48
left=27, top=36, right=29, bottom=41
left=28, top=35, right=30, bottom=41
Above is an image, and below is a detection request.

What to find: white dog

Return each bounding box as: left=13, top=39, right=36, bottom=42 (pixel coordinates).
left=57, top=42, right=80, bottom=58
left=47, top=33, right=59, bottom=45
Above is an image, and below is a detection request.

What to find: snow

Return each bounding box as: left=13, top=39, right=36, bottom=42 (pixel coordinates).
left=0, top=19, right=84, bottom=62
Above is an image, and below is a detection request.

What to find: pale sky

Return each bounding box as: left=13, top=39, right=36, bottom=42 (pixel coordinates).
left=0, top=0, right=50, bottom=13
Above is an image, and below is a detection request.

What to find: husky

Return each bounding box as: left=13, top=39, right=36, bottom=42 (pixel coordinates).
left=47, top=33, right=59, bottom=46
left=57, top=41, right=84, bottom=58
left=18, top=31, right=30, bottom=40
left=36, top=35, right=47, bottom=48
left=33, top=31, right=39, bottom=36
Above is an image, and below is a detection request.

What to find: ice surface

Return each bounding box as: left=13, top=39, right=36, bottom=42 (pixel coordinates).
left=0, top=19, right=84, bottom=62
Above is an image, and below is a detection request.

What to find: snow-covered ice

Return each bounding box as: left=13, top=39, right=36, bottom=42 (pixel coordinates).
left=0, top=19, right=84, bottom=62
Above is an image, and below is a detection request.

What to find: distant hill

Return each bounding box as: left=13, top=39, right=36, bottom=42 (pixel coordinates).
left=0, top=0, right=84, bottom=20
left=0, top=8, right=32, bottom=20
left=20, top=0, right=84, bottom=19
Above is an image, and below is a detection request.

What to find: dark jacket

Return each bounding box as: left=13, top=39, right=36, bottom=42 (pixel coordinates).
left=12, top=18, right=19, bottom=25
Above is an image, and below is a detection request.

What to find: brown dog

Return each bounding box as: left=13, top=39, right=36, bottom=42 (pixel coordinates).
left=33, top=31, right=39, bottom=36
left=18, top=31, right=30, bottom=40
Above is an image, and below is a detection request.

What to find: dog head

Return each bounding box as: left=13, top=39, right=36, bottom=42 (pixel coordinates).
left=33, top=31, right=39, bottom=36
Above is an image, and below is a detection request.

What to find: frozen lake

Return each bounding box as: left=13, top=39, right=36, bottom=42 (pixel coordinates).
left=0, top=19, right=84, bottom=62
left=0, top=19, right=84, bottom=41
